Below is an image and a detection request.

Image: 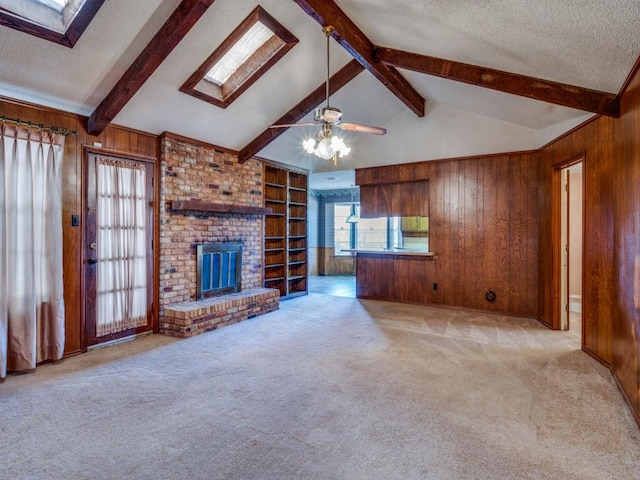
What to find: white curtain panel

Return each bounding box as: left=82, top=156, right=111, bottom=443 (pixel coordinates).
left=0, top=125, right=65, bottom=379
left=96, top=158, right=147, bottom=337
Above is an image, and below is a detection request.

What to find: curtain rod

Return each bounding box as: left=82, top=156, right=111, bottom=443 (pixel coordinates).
left=0, top=115, right=78, bottom=136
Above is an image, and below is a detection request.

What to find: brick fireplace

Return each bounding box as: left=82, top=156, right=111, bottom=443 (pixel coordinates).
left=158, top=133, right=278, bottom=337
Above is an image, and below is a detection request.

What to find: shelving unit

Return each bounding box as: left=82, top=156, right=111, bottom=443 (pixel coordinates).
left=263, top=164, right=308, bottom=298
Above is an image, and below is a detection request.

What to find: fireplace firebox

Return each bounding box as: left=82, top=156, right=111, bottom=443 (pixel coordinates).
left=196, top=243, right=242, bottom=300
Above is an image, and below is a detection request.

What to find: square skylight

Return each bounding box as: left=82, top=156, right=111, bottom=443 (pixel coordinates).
left=204, top=22, right=275, bottom=86
left=0, top=0, right=104, bottom=47
left=181, top=6, right=298, bottom=109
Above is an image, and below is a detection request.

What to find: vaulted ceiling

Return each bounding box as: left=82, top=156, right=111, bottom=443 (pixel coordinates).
left=0, top=0, right=638, bottom=188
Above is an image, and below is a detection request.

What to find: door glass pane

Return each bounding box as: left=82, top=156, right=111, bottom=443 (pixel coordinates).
left=95, top=159, right=148, bottom=337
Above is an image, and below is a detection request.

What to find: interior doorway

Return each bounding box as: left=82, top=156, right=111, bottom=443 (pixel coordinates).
left=559, top=160, right=583, bottom=341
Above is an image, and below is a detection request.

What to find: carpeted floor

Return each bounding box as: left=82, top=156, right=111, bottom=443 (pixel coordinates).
left=1, top=292, right=639, bottom=479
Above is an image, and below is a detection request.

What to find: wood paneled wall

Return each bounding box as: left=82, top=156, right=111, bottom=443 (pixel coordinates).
left=356, top=152, right=539, bottom=316
left=359, top=181, right=428, bottom=217
left=536, top=60, right=640, bottom=423
left=0, top=97, right=158, bottom=357
left=612, top=64, right=640, bottom=424
left=537, top=116, right=616, bottom=361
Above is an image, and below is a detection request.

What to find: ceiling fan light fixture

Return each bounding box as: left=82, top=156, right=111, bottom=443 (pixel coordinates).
left=274, top=24, right=385, bottom=165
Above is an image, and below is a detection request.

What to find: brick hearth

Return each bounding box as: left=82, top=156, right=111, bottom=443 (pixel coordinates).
left=160, top=288, right=279, bottom=338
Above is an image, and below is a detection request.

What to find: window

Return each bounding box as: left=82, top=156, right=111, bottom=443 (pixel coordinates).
left=180, top=6, right=298, bottom=109
left=334, top=204, right=429, bottom=255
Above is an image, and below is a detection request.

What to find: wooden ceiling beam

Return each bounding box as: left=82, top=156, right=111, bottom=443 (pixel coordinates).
left=238, top=59, right=364, bottom=163
left=87, top=0, right=216, bottom=135
left=292, top=0, right=425, bottom=117
left=375, top=47, right=620, bottom=118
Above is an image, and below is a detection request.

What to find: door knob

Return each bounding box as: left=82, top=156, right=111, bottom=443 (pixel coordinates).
left=88, top=258, right=98, bottom=265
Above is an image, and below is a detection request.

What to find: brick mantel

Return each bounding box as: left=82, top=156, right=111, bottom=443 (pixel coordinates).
left=169, top=199, right=272, bottom=215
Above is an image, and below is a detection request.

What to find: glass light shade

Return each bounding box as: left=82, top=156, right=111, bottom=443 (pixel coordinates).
left=303, top=130, right=350, bottom=161
left=316, top=137, right=335, bottom=159
left=331, top=135, right=350, bottom=156
left=302, top=138, right=316, bottom=154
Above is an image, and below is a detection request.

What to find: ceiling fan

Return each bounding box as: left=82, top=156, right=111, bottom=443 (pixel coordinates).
left=270, top=25, right=387, bottom=164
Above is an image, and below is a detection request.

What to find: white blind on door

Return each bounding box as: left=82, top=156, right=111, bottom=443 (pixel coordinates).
left=96, top=158, right=147, bottom=337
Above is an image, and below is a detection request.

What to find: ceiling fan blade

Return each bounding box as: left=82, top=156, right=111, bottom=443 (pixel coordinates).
left=338, top=122, right=387, bottom=135
left=269, top=123, right=316, bottom=129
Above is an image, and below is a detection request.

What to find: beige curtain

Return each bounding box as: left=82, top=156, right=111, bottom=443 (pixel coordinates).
left=0, top=125, right=65, bottom=379
left=96, top=158, right=147, bottom=337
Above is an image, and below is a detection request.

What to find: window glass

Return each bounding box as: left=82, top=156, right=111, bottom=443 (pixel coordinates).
left=334, top=204, right=352, bottom=255
left=333, top=204, right=429, bottom=254
left=356, top=208, right=387, bottom=250
left=204, top=21, right=274, bottom=86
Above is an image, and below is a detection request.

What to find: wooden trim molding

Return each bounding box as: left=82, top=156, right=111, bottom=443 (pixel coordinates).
left=616, top=54, right=640, bottom=98
left=291, top=0, right=425, bottom=117
left=160, top=131, right=238, bottom=155
left=83, top=145, right=157, bottom=163
left=87, top=0, right=216, bottom=135
left=375, top=47, right=620, bottom=117
left=238, top=59, right=364, bottom=163
left=257, top=157, right=310, bottom=175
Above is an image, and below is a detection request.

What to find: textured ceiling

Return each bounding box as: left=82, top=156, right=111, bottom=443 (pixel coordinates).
left=0, top=0, right=638, bottom=189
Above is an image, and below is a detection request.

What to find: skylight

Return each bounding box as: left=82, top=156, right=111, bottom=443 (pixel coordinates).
left=0, top=0, right=103, bottom=47
left=204, top=22, right=275, bottom=86
left=181, top=6, right=298, bottom=109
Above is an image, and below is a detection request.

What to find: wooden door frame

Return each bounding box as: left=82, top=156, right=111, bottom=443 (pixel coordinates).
left=81, top=145, right=160, bottom=351
left=551, top=153, right=585, bottom=334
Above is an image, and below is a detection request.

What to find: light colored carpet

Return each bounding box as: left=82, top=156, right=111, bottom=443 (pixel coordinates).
left=1, top=294, right=639, bottom=479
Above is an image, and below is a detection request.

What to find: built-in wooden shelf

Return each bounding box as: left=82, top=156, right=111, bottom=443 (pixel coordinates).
left=263, top=163, right=308, bottom=299
left=171, top=200, right=272, bottom=215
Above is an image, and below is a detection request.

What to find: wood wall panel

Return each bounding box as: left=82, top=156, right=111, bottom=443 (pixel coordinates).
left=537, top=117, right=615, bottom=362
left=360, top=181, right=429, bottom=217
left=0, top=97, right=158, bottom=357
left=612, top=65, right=640, bottom=421
left=537, top=61, right=640, bottom=424
left=356, top=152, right=539, bottom=316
